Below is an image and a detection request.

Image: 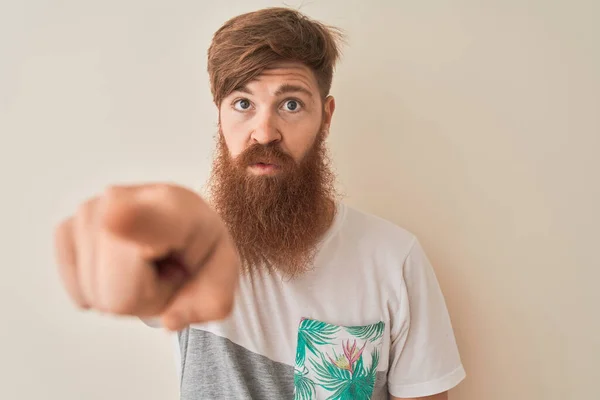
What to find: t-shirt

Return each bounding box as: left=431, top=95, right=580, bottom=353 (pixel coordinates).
left=148, top=202, right=465, bottom=399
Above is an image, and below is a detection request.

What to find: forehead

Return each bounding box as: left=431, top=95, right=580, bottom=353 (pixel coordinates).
left=247, top=62, right=319, bottom=93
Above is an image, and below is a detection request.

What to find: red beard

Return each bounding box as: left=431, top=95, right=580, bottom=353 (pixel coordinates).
left=207, top=128, right=338, bottom=278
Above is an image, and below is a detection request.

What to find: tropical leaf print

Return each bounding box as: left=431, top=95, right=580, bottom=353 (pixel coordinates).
left=345, top=321, right=384, bottom=342
left=294, top=367, right=316, bottom=400
left=293, top=319, right=384, bottom=399
left=350, top=349, right=379, bottom=398
left=327, top=340, right=367, bottom=374
left=295, top=318, right=340, bottom=366
left=309, top=352, right=352, bottom=394
left=368, top=349, right=380, bottom=382
left=310, top=347, right=381, bottom=400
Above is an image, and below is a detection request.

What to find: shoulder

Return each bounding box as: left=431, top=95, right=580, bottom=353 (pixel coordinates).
left=332, top=203, right=440, bottom=299
left=339, top=202, right=418, bottom=259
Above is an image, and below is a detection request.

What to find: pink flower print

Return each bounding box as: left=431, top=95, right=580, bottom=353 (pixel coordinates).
left=328, top=339, right=367, bottom=374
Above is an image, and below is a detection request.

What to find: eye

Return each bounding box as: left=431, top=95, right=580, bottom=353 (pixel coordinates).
left=233, top=98, right=252, bottom=111
left=282, top=99, right=302, bottom=112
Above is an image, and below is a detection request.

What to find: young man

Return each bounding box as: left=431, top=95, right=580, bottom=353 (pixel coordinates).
left=54, top=7, right=465, bottom=400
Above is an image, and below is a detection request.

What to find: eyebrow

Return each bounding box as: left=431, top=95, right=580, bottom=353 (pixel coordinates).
left=233, top=83, right=314, bottom=98
left=274, top=84, right=313, bottom=98
left=234, top=86, right=253, bottom=95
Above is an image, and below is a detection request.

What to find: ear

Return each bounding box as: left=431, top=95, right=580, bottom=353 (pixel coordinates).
left=322, top=96, right=336, bottom=138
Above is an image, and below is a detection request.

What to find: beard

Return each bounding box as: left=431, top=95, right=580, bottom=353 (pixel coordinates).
left=206, top=125, right=338, bottom=278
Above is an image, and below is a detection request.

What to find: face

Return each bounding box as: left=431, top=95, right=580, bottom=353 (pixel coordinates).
left=219, top=62, right=335, bottom=174
left=208, top=62, right=338, bottom=277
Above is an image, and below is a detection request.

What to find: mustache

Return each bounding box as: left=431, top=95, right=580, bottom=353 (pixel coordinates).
left=235, top=142, right=296, bottom=169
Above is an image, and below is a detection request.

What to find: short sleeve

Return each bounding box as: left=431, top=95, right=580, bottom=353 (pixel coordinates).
left=387, top=237, right=466, bottom=398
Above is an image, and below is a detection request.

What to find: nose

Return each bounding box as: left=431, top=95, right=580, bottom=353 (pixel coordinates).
left=250, top=109, right=281, bottom=145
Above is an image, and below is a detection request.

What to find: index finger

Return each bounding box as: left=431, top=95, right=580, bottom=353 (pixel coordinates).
left=102, top=184, right=221, bottom=264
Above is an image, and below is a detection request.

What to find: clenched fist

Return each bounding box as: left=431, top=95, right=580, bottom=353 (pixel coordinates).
left=53, top=183, right=240, bottom=331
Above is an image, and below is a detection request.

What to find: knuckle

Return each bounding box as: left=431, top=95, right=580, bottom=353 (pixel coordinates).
left=75, top=197, right=99, bottom=224
left=96, top=277, right=166, bottom=316
left=96, top=291, right=139, bottom=315
left=152, top=183, right=178, bottom=200
left=104, top=184, right=124, bottom=196
left=54, top=218, right=71, bottom=238
left=98, top=300, right=133, bottom=315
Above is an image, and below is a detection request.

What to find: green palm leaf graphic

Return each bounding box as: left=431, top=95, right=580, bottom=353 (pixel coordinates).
left=345, top=321, right=384, bottom=342
left=294, top=368, right=316, bottom=400
left=311, top=349, right=381, bottom=400
left=353, top=349, right=380, bottom=396
left=310, top=352, right=351, bottom=393
left=295, top=319, right=340, bottom=366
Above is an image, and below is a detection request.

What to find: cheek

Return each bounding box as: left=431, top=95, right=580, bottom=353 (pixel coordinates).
left=285, top=121, right=321, bottom=163
left=219, top=110, right=249, bottom=159
left=221, top=132, right=243, bottom=159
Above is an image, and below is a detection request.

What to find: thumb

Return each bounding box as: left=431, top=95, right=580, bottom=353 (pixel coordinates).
left=160, top=229, right=240, bottom=330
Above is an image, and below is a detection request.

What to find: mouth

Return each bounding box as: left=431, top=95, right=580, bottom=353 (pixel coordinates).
left=248, top=162, right=280, bottom=175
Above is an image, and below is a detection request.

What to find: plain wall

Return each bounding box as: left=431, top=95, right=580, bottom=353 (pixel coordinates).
left=1, top=1, right=598, bottom=399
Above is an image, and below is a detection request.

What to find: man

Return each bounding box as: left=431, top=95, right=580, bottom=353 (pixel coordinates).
left=54, top=7, right=465, bottom=400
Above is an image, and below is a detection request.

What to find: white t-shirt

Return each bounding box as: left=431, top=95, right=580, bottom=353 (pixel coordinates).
left=154, top=202, right=465, bottom=399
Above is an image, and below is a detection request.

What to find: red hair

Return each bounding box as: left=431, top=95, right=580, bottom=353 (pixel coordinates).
left=207, top=7, right=344, bottom=106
